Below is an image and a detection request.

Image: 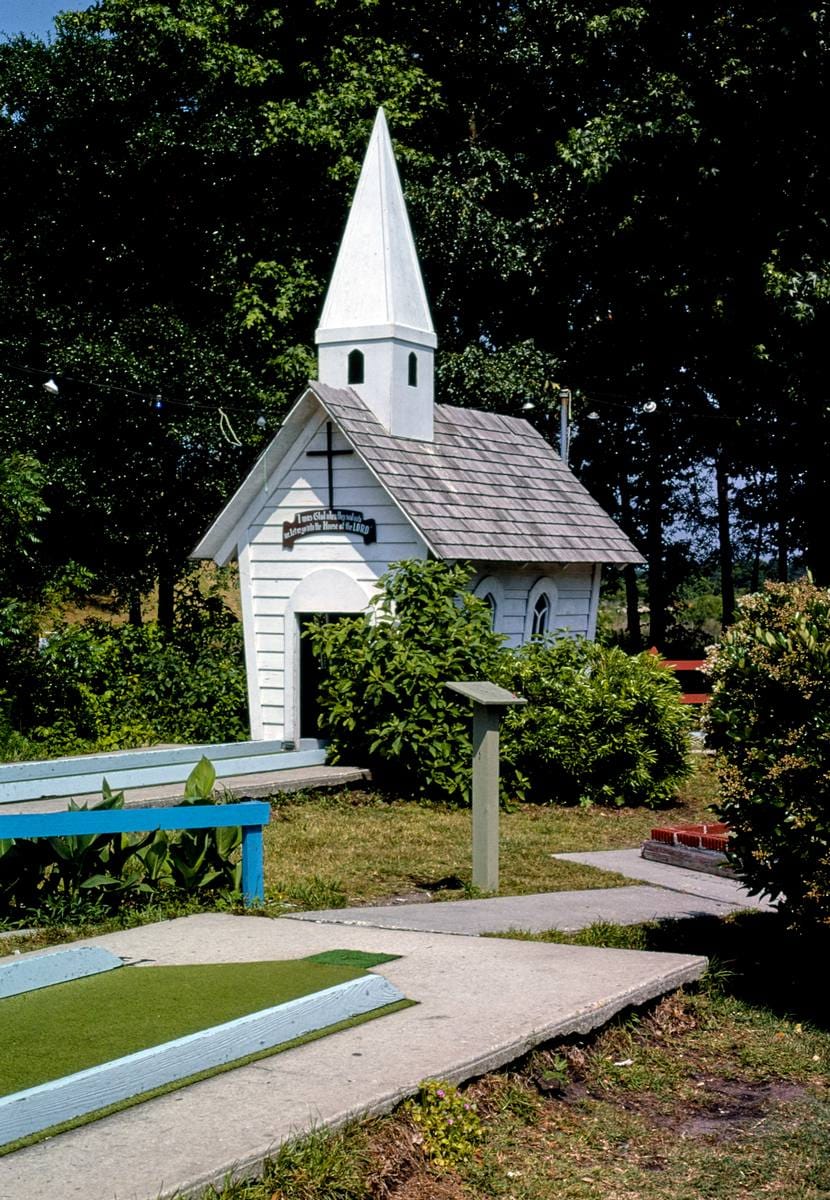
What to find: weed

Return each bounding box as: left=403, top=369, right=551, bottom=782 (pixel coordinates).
left=260, top=1126, right=370, bottom=1200
left=26, top=892, right=109, bottom=928
left=405, top=1079, right=483, bottom=1168
left=269, top=876, right=348, bottom=910
left=260, top=757, right=719, bottom=909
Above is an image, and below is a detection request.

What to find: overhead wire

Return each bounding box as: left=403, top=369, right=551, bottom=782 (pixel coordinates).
left=0, top=342, right=271, bottom=416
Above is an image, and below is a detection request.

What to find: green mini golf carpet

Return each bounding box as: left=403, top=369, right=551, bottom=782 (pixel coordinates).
left=1, top=956, right=391, bottom=1096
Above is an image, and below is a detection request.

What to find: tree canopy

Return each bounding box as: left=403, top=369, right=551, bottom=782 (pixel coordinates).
left=0, top=1, right=827, bottom=643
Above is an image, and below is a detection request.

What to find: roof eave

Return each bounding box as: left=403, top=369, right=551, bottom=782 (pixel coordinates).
left=190, top=387, right=321, bottom=565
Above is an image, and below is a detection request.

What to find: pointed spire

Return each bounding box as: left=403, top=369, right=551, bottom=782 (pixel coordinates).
left=316, top=109, right=436, bottom=345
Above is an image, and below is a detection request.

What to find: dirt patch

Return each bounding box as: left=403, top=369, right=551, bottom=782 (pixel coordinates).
left=365, top=1118, right=467, bottom=1200
left=642, top=992, right=699, bottom=1041
left=675, top=1078, right=810, bottom=1138
left=608, top=1076, right=811, bottom=1141
left=382, top=1172, right=469, bottom=1200
left=355, top=876, right=467, bottom=906
left=352, top=891, right=435, bottom=907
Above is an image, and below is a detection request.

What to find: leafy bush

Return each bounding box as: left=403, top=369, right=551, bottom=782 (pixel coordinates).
left=498, top=639, right=692, bottom=807
left=307, top=560, right=504, bottom=804
left=0, top=758, right=242, bottom=925
left=5, top=573, right=247, bottom=756
left=705, top=577, right=830, bottom=929
left=310, top=559, right=690, bottom=809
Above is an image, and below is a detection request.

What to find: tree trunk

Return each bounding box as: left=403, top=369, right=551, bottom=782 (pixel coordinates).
left=157, top=567, right=175, bottom=629
left=715, top=451, right=735, bottom=627
left=645, top=447, right=666, bottom=649
left=777, top=465, right=789, bottom=582
left=805, top=449, right=830, bottom=585
left=623, top=566, right=641, bottom=650
left=618, top=472, right=641, bottom=648
left=128, top=592, right=142, bottom=626
left=750, top=513, right=764, bottom=593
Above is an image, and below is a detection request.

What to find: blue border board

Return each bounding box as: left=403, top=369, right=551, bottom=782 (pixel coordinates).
left=0, top=973, right=406, bottom=1144
left=0, top=947, right=122, bottom=1000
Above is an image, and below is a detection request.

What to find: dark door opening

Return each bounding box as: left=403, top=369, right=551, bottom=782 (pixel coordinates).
left=298, top=613, right=353, bottom=739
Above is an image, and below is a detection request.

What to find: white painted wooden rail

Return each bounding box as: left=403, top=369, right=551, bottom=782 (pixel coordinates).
left=0, top=974, right=406, bottom=1144
left=0, top=739, right=326, bottom=805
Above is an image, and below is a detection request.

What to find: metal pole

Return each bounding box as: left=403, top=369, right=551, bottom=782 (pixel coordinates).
left=560, top=388, right=571, bottom=463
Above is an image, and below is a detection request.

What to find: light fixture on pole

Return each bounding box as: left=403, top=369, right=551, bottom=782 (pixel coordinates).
left=43, top=377, right=59, bottom=395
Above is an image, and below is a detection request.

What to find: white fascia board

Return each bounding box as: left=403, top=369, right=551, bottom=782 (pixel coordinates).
left=190, top=389, right=321, bottom=566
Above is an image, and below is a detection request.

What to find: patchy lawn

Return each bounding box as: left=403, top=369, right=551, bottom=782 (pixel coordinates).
left=262, top=756, right=718, bottom=908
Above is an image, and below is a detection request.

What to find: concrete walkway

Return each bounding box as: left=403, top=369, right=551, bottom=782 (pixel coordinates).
left=553, top=848, right=777, bottom=912
left=3, top=911, right=706, bottom=1200
left=4, top=849, right=776, bottom=1199
left=287, top=847, right=776, bottom=935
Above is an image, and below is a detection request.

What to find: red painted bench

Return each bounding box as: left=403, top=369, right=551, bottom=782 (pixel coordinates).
left=649, top=650, right=710, bottom=704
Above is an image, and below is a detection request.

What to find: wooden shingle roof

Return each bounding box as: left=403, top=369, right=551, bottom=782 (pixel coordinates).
left=313, top=383, right=643, bottom=565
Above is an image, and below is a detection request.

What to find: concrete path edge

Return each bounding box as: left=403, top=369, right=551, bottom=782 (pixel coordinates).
left=160, top=954, right=705, bottom=1199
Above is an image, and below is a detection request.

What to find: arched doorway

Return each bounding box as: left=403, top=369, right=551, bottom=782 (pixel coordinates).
left=285, top=570, right=373, bottom=741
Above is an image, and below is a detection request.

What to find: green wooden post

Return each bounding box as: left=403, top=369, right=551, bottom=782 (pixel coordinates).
left=445, top=681, right=526, bottom=894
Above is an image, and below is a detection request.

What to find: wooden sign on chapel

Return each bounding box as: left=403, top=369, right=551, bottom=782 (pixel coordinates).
left=282, top=421, right=377, bottom=547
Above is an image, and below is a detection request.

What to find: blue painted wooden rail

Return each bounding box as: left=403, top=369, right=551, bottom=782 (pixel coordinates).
left=0, top=739, right=326, bottom=805
left=0, top=802, right=271, bottom=906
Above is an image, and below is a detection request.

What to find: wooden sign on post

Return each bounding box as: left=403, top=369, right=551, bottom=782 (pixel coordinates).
left=445, top=680, right=526, bottom=894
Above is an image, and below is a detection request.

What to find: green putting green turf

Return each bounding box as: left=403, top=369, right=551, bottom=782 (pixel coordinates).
left=305, top=949, right=401, bottom=968
left=1, top=957, right=382, bottom=1096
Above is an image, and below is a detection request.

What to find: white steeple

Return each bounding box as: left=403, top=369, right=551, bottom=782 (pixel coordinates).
left=315, top=108, right=436, bottom=441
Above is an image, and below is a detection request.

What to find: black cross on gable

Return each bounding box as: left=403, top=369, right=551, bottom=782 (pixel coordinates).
left=306, top=421, right=353, bottom=509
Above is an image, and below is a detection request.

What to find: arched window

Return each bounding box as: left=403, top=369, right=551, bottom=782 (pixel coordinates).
left=482, top=591, right=497, bottom=627
left=407, top=352, right=418, bottom=387
left=524, top=578, right=558, bottom=642
left=474, top=576, right=505, bottom=633
left=347, top=349, right=364, bottom=385
left=531, top=592, right=551, bottom=637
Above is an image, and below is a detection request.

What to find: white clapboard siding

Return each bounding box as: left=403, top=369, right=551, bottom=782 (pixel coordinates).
left=252, top=536, right=422, bottom=563
left=479, top=566, right=596, bottom=642
left=554, top=567, right=594, bottom=637
left=254, top=615, right=285, bottom=635
left=257, top=672, right=285, bottom=690
left=252, top=504, right=404, bottom=539
left=240, top=413, right=427, bottom=739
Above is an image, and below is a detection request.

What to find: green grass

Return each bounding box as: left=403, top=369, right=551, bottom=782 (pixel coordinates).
left=0, top=758, right=719, bottom=957
left=1, top=958, right=371, bottom=1095
left=262, top=758, right=718, bottom=907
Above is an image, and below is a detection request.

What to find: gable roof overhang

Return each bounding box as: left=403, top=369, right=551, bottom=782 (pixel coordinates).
left=190, top=383, right=436, bottom=565
left=192, top=382, right=644, bottom=569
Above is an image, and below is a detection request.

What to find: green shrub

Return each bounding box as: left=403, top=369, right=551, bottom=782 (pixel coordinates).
left=704, top=577, right=830, bottom=929
left=0, top=758, right=242, bottom=925
left=307, top=560, right=504, bottom=804
left=310, top=559, right=690, bottom=809
left=12, top=574, right=247, bottom=755
left=499, top=638, right=692, bottom=807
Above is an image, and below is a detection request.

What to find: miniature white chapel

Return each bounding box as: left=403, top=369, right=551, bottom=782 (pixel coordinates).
left=193, top=109, right=641, bottom=742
